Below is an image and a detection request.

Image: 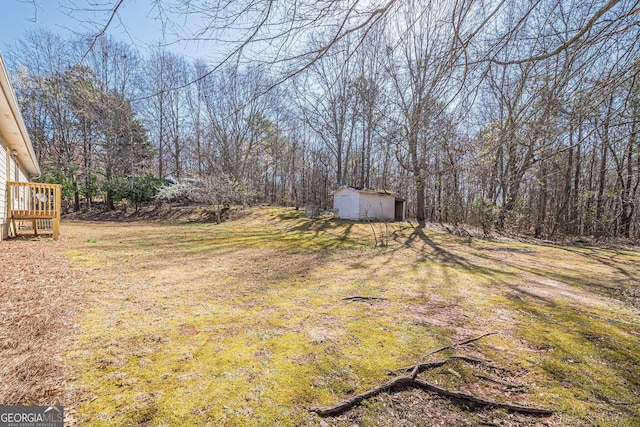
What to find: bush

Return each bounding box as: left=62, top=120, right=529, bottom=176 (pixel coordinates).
left=155, top=180, right=198, bottom=204
left=155, top=174, right=259, bottom=222
left=195, top=175, right=256, bottom=207
left=39, top=170, right=76, bottom=203
left=125, top=174, right=166, bottom=205
left=106, top=174, right=166, bottom=210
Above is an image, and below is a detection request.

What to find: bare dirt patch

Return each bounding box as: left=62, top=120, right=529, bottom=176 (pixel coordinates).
left=0, top=239, right=84, bottom=412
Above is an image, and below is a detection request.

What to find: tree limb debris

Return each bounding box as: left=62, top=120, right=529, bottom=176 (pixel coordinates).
left=342, top=296, right=388, bottom=302
left=393, top=355, right=489, bottom=378
left=474, top=374, right=526, bottom=390
left=308, top=332, right=553, bottom=418
left=309, top=375, right=415, bottom=416
left=422, top=332, right=498, bottom=359
left=308, top=374, right=552, bottom=417
left=412, top=378, right=553, bottom=415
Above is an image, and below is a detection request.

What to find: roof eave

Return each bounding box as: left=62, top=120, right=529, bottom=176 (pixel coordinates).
left=0, top=52, right=41, bottom=178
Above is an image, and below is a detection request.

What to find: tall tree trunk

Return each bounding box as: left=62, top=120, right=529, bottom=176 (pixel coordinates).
left=158, top=95, right=164, bottom=178
left=336, top=139, right=343, bottom=187
left=619, top=120, right=637, bottom=238
left=595, top=131, right=608, bottom=236
left=572, top=133, right=582, bottom=234
left=106, top=190, right=115, bottom=211
left=73, top=181, right=80, bottom=212
left=535, top=158, right=548, bottom=238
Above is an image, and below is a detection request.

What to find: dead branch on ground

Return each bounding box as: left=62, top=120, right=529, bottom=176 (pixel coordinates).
left=392, top=355, right=490, bottom=377
left=308, top=332, right=553, bottom=418
left=342, top=296, right=388, bottom=302
left=474, top=374, right=526, bottom=390
left=421, top=332, right=497, bottom=359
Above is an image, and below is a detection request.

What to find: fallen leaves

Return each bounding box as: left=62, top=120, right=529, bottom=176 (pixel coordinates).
left=0, top=239, right=84, bottom=409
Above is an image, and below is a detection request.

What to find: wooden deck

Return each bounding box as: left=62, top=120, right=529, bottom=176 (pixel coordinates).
left=7, top=182, right=62, bottom=240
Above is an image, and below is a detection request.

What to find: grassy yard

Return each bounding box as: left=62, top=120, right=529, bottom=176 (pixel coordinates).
left=61, top=207, right=640, bottom=426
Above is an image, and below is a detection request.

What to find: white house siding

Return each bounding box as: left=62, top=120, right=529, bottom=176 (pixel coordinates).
left=1, top=137, right=7, bottom=239
left=358, top=192, right=395, bottom=221
left=1, top=146, right=36, bottom=239
left=16, top=161, right=29, bottom=213
left=17, top=161, right=28, bottom=182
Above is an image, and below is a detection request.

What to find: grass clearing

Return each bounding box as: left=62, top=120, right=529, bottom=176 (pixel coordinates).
left=61, top=207, right=640, bottom=426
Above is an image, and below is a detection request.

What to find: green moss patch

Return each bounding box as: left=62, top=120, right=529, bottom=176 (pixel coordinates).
left=62, top=207, right=640, bottom=425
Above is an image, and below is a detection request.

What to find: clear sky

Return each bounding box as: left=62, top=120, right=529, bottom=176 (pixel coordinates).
left=0, top=0, right=211, bottom=61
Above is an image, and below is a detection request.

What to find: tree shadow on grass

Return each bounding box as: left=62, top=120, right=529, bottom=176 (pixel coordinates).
left=396, top=223, right=465, bottom=264
left=559, top=245, right=639, bottom=281
left=384, top=222, right=514, bottom=292
left=470, top=241, right=640, bottom=311
left=278, top=213, right=364, bottom=248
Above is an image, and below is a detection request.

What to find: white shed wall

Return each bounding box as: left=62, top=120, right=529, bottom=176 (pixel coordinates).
left=358, top=193, right=395, bottom=220
left=333, top=189, right=361, bottom=220
left=334, top=188, right=399, bottom=221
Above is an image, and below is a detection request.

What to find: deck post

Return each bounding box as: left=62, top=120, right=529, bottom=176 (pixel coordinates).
left=6, top=181, right=12, bottom=238
left=3, top=183, right=9, bottom=240
left=53, top=184, right=61, bottom=240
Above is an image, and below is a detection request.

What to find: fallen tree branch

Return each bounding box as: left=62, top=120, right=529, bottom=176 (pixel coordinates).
left=393, top=359, right=449, bottom=376
left=393, top=355, right=488, bottom=377
left=342, top=296, right=388, bottom=301
left=449, top=355, right=488, bottom=364
left=413, top=378, right=553, bottom=415
left=409, top=332, right=496, bottom=379
left=309, top=332, right=553, bottom=418
left=309, top=376, right=413, bottom=416
left=422, top=332, right=497, bottom=359
left=309, top=375, right=553, bottom=417
left=474, top=374, right=526, bottom=390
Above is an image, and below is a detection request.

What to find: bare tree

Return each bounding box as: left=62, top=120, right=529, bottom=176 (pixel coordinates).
left=383, top=0, right=468, bottom=222
left=299, top=35, right=360, bottom=187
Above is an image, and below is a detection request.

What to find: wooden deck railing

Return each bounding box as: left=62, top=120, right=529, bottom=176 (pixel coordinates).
left=7, top=182, right=62, bottom=240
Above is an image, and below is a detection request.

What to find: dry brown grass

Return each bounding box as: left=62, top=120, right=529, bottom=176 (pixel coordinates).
left=0, top=239, right=84, bottom=409
left=55, top=208, right=640, bottom=426
left=2, top=207, right=639, bottom=426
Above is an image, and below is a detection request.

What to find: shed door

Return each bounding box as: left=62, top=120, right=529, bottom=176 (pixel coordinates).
left=340, top=195, right=351, bottom=218
left=395, top=201, right=404, bottom=221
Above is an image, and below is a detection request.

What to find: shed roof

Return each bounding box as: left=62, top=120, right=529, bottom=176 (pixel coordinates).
left=330, top=186, right=405, bottom=201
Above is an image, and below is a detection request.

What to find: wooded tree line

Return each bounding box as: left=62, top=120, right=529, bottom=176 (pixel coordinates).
left=6, top=0, right=640, bottom=239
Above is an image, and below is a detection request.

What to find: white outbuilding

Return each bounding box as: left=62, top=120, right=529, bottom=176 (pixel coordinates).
left=331, top=186, right=405, bottom=221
